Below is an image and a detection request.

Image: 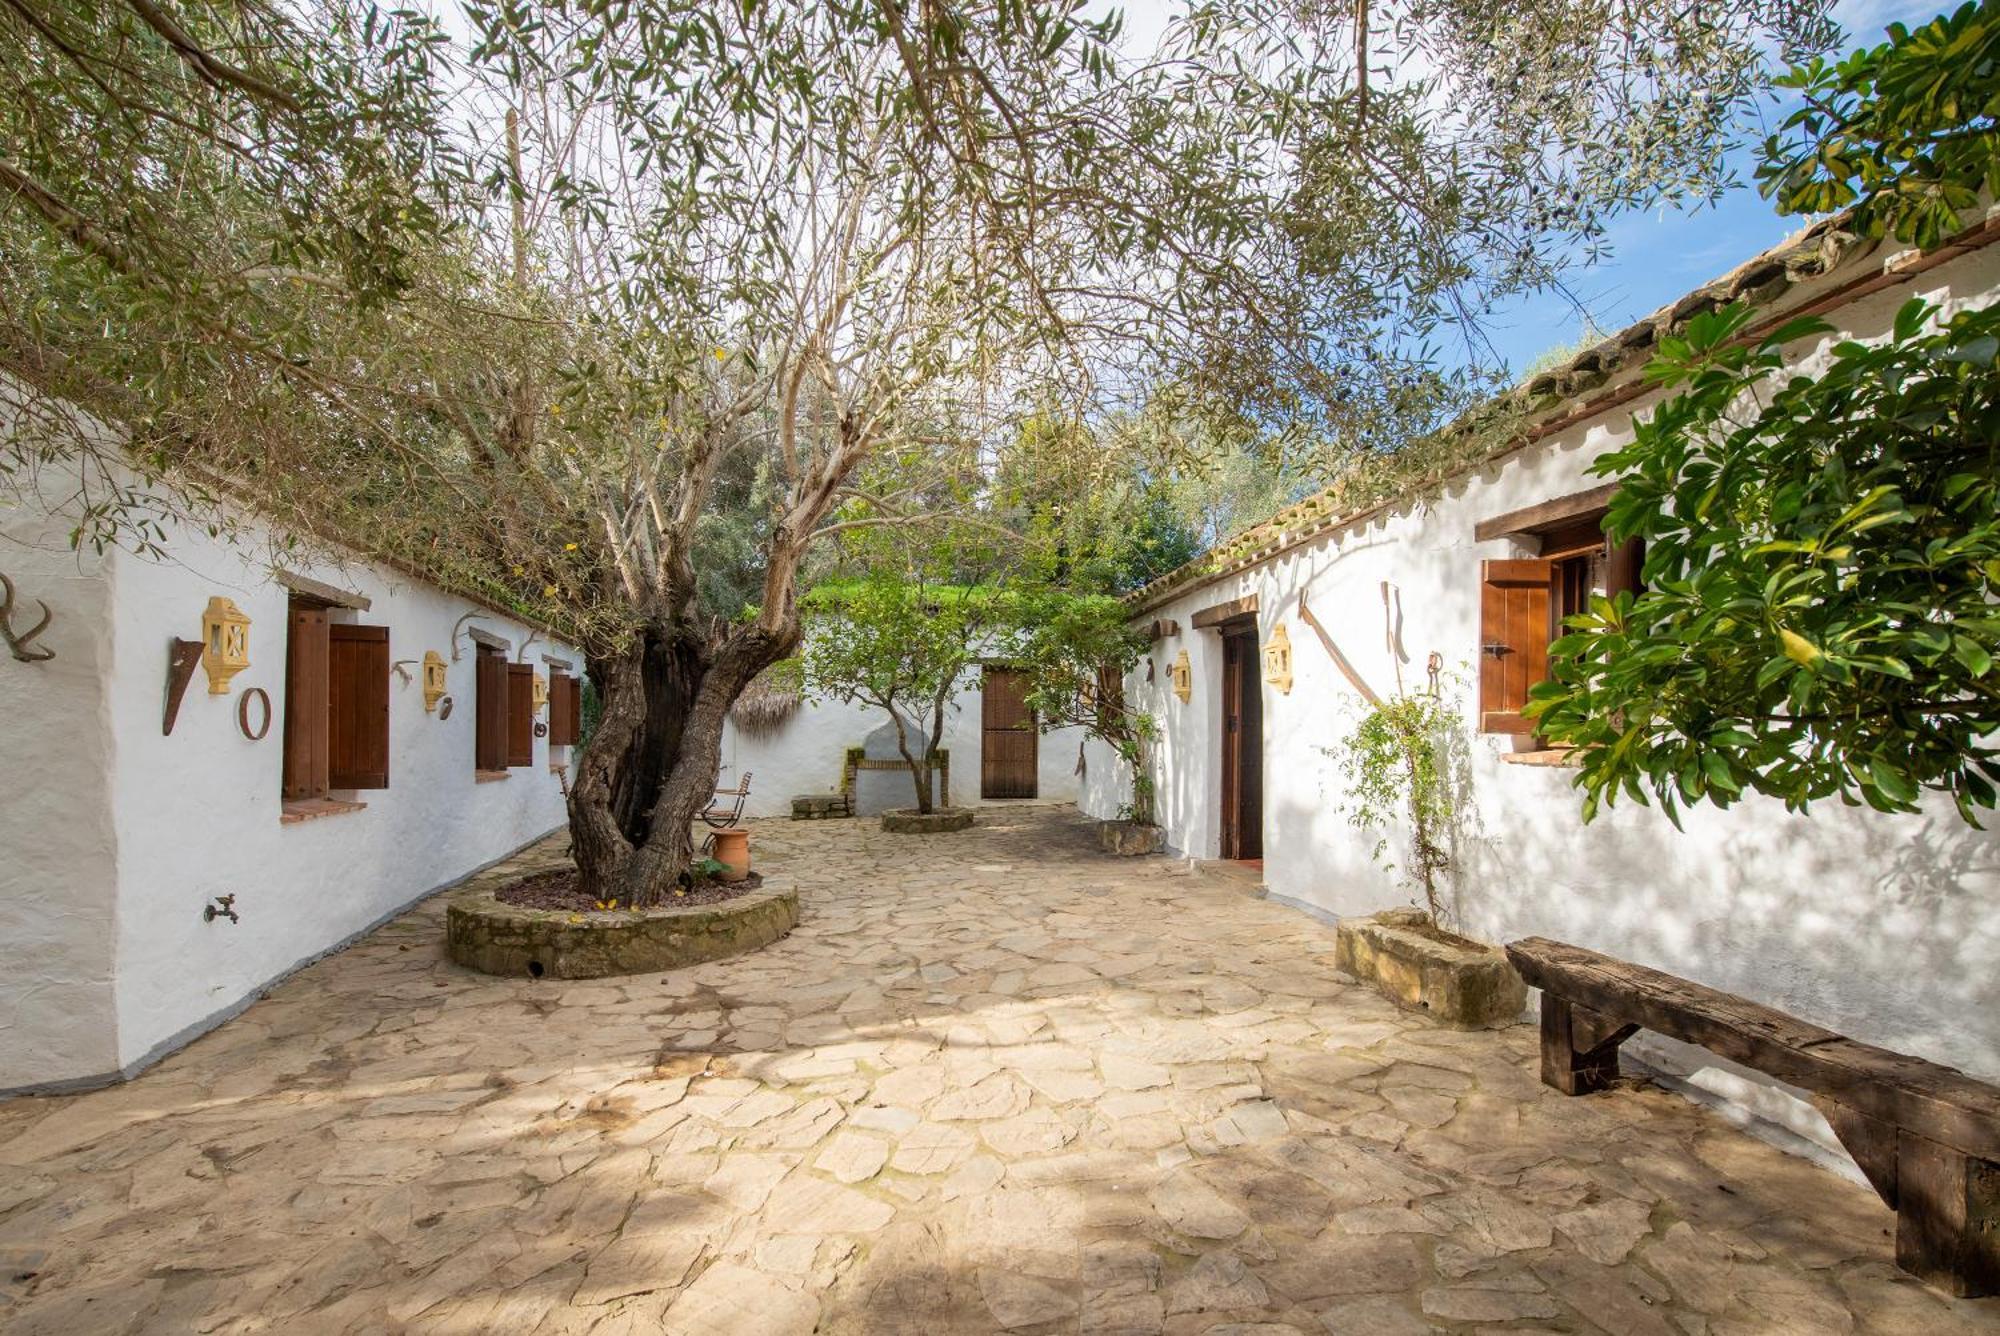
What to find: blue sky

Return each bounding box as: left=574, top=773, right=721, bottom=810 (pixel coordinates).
left=1099, top=0, right=1950, bottom=377
left=1447, top=0, right=1950, bottom=375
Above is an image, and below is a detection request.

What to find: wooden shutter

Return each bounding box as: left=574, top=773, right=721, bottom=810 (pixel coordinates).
left=1480, top=559, right=1552, bottom=734
left=506, top=662, right=534, bottom=766
left=282, top=603, right=331, bottom=800
left=547, top=670, right=574, bottom=746
left=328, top=624, right=390, bottom=789
left=567, top=670, right=583, bottom=742
left=1605, top=537, right=1644, bottom=600
left=475, top=647, right=508, bottom=771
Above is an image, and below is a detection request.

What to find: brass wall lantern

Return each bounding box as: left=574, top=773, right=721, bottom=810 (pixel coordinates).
left=1262, top=622, right=1293, bottom=694
left=422, top=651, right=448, bottom=712
left=201, top=596, right=251, bottom=694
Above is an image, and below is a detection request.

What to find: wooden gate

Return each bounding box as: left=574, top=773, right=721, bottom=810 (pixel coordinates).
left=981, top=666, right=1038, bottom=799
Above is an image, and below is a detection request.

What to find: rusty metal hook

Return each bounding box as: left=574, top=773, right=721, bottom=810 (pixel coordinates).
left=1, top=572, right=54, bottom=663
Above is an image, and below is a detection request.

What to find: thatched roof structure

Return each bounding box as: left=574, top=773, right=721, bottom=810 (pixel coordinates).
left=731, top=658, right=804, bottom=735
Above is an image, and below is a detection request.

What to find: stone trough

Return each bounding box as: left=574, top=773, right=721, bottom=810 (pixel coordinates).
left=1334, top=907, right=1527, bottom=1029
left=446, top=882, right=799, bottom=979
left=1096, top=819, right=1165, bottom=856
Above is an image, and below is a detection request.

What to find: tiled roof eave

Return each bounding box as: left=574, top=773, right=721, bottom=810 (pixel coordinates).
left=1126, top=204, right=2000, bottom=619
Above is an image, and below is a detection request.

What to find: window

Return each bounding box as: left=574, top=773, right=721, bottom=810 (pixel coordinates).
left=282, top=598, right=389, bottom=800
left=1476, top=495, right=1642, bottom=735
left=507, top=661, right=534, bottom=766
left=548, top=666, right=582, bottom=747
left=475, top=644, right=534, bottom=772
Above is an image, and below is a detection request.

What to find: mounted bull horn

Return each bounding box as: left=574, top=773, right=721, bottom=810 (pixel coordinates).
left=1, top=572, right=54, bottom=663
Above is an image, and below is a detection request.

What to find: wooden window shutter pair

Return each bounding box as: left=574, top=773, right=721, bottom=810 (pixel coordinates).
left=475, top=646, right=509, bottom=771
left=1479, top=559, right=1551, bottom=735
left=282, top=604, right=389, bottom=796
left=506, top=662, right=534, bottom=766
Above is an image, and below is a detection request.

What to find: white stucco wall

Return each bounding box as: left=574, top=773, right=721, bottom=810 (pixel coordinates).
left=1090, top=231, right=2000, bottom=1161
left=101, top=515, right=577, bottom=1072
left=0, top=440, right=578, bottom=1091
left=0, top=470, right=120, bottom=1090
left=720, top=667, right=1088, bottom=818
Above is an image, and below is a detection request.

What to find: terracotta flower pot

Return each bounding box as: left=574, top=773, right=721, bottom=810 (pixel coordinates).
left=709, top=827, right=750, bottom=881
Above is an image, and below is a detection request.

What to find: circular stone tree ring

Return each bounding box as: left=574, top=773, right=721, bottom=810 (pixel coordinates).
left=880, top=807, right=975, bottom=834
left=446, top=882, right=799, bottom=979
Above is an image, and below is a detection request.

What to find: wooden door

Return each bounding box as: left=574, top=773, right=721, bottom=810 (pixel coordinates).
left=980, top=666, right=1038, bottom=799
left=1220, top=627, right=1264, bottom=860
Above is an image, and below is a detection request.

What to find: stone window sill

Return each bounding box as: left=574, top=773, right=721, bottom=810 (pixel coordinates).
left=280, top=797, right=368, bottom=825
left=1499, top=748, right=1580, bottom=768
left=475, top=769, right=511, bottom=783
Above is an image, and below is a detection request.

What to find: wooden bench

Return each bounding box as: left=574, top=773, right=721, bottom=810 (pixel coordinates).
left=1507, top=936, right=2000, bottom=1298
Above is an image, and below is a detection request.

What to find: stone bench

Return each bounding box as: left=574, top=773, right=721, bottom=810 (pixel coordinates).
left=791, top=793, right=853, bottom=820
left=1508, top=935, right=2000, bottom=1298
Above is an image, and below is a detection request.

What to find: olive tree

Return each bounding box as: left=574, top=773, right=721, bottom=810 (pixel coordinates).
left=1, top=0, right=1850, bottom=907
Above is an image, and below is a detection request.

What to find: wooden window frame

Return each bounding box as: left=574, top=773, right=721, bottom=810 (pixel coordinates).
left=1477, top=495, right=1643, bottom=736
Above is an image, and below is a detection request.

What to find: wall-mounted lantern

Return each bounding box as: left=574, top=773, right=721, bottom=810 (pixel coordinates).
left=422, top=651, right=448, bottom=712
left=1262, top=622, right=1293, bottom=694
left=201, top=596, right=252, bottom=694
left=532, top=670, right=549, bottom=714
left=1171, top=649, right=1192, bottom=704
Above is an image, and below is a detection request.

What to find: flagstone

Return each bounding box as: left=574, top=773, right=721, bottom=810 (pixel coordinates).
left=762, top=1175, right=894, bottom=1234
left=0, top=808, right=1961, bottom=1336
left=815, top=1131, right=889, bottom=1184
left=890, top=1121, right=978, bottom=1174
left=1150, top=1169, right=1252, bottom=1240
left=932, top=1072, right=1033, bottom=1121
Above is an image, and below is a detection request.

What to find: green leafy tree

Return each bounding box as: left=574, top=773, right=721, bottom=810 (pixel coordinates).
left=1009, top=590, right=1157, bottom=823
left=803, top=575, right=1001, bottom=815
left=1532, top=10, right=2000, bottom=827
left=1759, top=1, right=2000, bottom=250
left=1531, top=298, right=2000, bottom=824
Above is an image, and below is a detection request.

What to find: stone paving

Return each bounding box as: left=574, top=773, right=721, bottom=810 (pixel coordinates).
left=2, top=805, right=1996, bottom=1334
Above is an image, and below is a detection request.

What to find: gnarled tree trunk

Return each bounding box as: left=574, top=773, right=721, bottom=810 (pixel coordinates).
left=568, top=615, right=796, bottom=906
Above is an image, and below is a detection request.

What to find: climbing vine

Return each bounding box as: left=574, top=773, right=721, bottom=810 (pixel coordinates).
left=1335, top=684, right=1467, bottom=924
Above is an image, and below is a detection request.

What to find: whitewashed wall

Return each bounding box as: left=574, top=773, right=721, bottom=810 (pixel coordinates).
left=720, top=675, right=1088, bottom=818
left=1087, top=232, right=2000, bottom=1163
left=0, top=470, right=120, bottom=1091
left=0, top=472, right=576, bottom=1092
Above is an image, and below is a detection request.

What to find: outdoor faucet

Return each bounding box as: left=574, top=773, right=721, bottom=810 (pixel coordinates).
left=203, top=894, right=239, bottom=925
